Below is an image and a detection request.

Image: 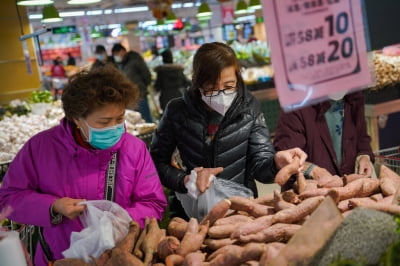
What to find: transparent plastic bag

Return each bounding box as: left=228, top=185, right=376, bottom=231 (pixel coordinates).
left=62, top=200, right=132, bottom=262
left=176, top=178, right=253, bottom=221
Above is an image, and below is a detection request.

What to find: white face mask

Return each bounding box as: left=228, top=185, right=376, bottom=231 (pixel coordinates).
left=202, top=92, right=237, bottom=116
left=328, top=90, right=348, bottom=101
left=114, top=55, right=123, bottom=63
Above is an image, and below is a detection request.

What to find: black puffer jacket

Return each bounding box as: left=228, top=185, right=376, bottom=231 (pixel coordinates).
left=150, top=88, right=277, bottom=200
left=154, top=64, right=190, bottom=111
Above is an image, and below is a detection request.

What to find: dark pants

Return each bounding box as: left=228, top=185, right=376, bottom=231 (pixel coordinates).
left=137, top=97, right=153, bottom=123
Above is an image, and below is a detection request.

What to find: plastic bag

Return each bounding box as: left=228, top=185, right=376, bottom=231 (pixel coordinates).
left=176, top=178, right=253, bottom=221
left=62, top=200, right=132, bottom=262
left=0, top=230, right=28, bottom=266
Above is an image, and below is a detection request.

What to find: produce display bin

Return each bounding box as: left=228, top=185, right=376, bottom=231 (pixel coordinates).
left=137, top=131, right=154, bottom=149
left=374, top=146, right=400, bottom=174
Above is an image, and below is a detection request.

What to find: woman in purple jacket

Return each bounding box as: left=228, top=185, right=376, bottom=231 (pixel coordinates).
left=274, top=91, right=375, bottom=188
left=0, top=66, right=167, bottom=266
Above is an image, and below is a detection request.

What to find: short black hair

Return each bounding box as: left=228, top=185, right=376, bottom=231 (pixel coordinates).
left=95, top=45, right=106, bottom=54
left=111, top=43, right=126, bottom=54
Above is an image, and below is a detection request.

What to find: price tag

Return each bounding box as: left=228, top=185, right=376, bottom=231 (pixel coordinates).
left=263, top=0, right=374, bottom=111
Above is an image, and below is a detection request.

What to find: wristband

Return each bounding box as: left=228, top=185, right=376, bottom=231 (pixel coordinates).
left=304, top=164, right=315, bottom=179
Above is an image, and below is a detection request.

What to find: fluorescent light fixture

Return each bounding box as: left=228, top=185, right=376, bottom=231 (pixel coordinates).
left=140, top=20, right=157, bottom=27
left=29, top=14, right=43, bottom=19
left=60, top=11, right=85, bottom=17
left=17, top=0, right=53, bottom=6
left=114, top=6, right=148, bottom=13
left=104, top=9, right=113, bottom=14
left=183, top=2, right=194, bottom=7
left=67, top=0, right=101, bottom=4
left=171, top=3, right=182, bottom=8
left=236, top=14, right=255, bottom=22
left=86, top=10, right=103, bottom=15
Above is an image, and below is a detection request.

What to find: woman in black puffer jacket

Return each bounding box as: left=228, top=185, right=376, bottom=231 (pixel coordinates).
left=150, top=42, right=306, bottom=219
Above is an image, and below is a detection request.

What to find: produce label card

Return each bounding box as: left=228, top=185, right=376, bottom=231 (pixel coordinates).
left=263, top=0, right=374, bottom=111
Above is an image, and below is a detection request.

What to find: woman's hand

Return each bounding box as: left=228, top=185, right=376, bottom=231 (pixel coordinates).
left=357, top=155, right=373, bottom=176
left=309, top=165, right=334, bottom=181
left=52, top=197, right=86, bottom=220
left=274, top=147, right=307, bottom=171
left=196, top=167, right=224, bottom=193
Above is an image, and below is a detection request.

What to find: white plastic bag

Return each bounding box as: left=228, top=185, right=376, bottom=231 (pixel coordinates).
left=176, top=178, right=253, bottom=221
left=62, top=200, right=132, bottom=262
left=0, top=230, right=27, bottom=266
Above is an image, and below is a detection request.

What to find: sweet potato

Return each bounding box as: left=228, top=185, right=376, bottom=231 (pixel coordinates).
left=274, top=156, right=300, bottom=186
left=253, top=193, right=274, bottom=206
left=167, top=217, right=188, bottom=240
left=370, top=193, right=384, bottom=201
left=241, top=242, right=268, bottom=262
left=238, top=223, right=301, bottom=243
left=116, top=221, right=140, bottom=253
left=204, top=237, right=238, bottom=251
left=142, top=217, right=163, bottom=265
left=207, top=244, right=241, bottom=262
left=182, top=252, right=206, bottom=266
left=105, top=247, right=144, bottom=266
left=54, top=258, right=90, bottom=266
left=273, top=196, right=324, bottom=224
left=91, top=249, right=112, bottom=266
left=242, top=260, right=260, bottom=266
left=200, top=199, right=231, bottom=226
left=208, top=223, right=245, bottom=239
left=379, top=165, right=400, bottom=184
left=342, top=173, right=366, bottom=185
left=208, top=245, right=243, bottom=266
left=214, top=214, right=253, bottom=226
left=133, top=217, right=149, bottom=259
left=176, top=218, right=209, bottom=257
left=379, top=195, right=394, bottom=204
left=328, top=178, right=379, bottom=201
left=157, top=236, right=180, bottom=260
left=230, top=215, right=274, bottom=239
left=165, top=254, right=184, bottom=266
left=258, top=242, right=286, bottom=266
left=317, top=175, right=344, bottom=188
left=303, top=180, right=318, bottom=192
left=229, top=196, right=274, bottom=217
left=273, top=189, right=296, bottom=211
left=337, top=197, right=376, bottom=212
left=296, top=172, right=307, bottom=194
left=281, top=189, right=301, bottom=204
left=299, top=188, right=330, bottom=200
left=348, top=199, right=400, bottom=215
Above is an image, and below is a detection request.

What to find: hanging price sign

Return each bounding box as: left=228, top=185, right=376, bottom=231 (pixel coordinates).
left=263, top=0, right=373, bottom=111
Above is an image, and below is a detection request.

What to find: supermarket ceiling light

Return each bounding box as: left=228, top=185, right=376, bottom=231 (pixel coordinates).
left=197, top=2, right=212, bottom=18
left=60, top=11, right=85, bottom=17
left=114, top=6, right=148, bottom=13
left=67, top=0, right=101, bottom=4
left=86, top=10, right=103, bottom=16
left=41, top=4, right=63, bottom=23
left=17, top=0, right=53, bottom=6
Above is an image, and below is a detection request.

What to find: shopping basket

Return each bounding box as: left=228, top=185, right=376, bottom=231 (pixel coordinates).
left=3, top=221, right=35, bottom=264
left=137, top=131, right=155, bottom=149
left=374, top=146, right=400, bottom=175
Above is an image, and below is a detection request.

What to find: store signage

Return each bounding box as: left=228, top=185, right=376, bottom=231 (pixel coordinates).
left=263, top=0, right=373, bottom=111
left=52, top=26, right=77, bottom=35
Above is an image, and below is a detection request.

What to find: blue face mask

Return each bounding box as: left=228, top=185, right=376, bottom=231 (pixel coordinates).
left=96, top=54, right=105, bottom=61
left=82, top=120, right=125, bottom=150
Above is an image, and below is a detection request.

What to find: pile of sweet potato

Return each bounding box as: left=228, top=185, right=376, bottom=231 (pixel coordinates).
left=54, top=164, right=400, bottom=266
